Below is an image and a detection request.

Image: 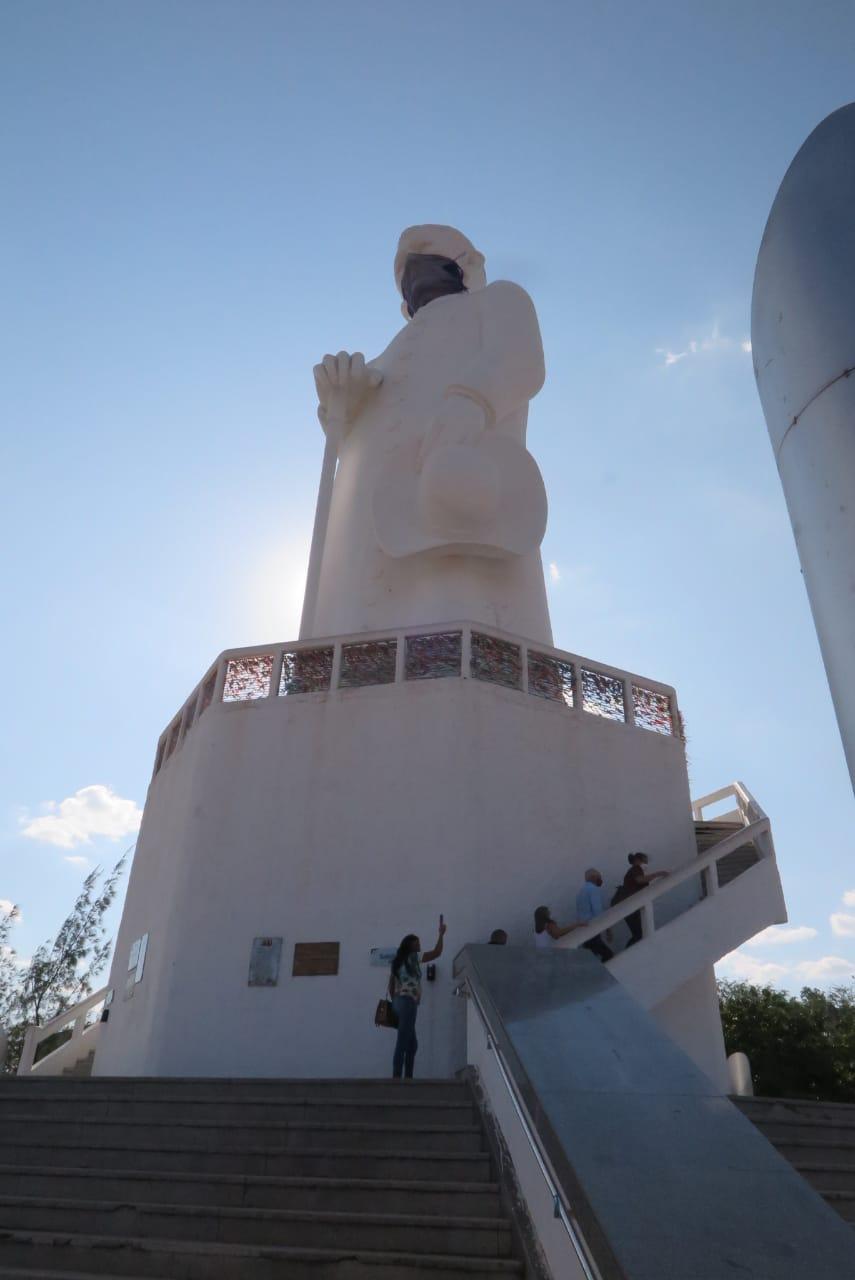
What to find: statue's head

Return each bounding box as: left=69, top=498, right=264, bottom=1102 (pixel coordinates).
left=394, top=225, right=486, bottom=320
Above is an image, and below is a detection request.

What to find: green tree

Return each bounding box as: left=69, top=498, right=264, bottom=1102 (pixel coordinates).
left=718, top=979, right=855, bottom=1101
left=2, top=857, right=127, bottom=1074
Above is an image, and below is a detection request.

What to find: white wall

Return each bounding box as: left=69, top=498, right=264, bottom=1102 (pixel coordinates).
left=650, top=967, right=729, bottom=1093
left=96, top=672, right=696, bottom=1079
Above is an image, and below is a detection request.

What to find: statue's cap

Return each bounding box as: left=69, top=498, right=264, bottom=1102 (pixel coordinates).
left=394, top=225, right=487, bottom=296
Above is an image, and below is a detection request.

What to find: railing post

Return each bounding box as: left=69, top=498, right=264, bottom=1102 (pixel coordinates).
left=462, top=625, right=472, bottom=680
left=623, top=677, right=634, bottom=726
left=641, top=902, right=655, bottom=939
left=17, top=1025, right=38, bottom=1076
left=394, top=633, right=406, bottom=683
left=704, top=860, right=720, bottom=896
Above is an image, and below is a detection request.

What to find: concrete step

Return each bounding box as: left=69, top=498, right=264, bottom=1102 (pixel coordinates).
left=0, top=1199, right=513, bottom=1259
left=0, top=1231, right=525, bottom=1279
left=820, top=1191, right=855, bottom=1222
left=0, top=1092, right=477, bottom=1127
left=737, top=1096, right=855, bottom=1126
left=0, top=1166, right=502, bottom=1217
left=0, top=1114, right=485, bottom=1154
left=0, top=1139, right=493, bottom=1182
left=793, top=1163, right=855, bottom=1194
left=771, top=1139, right=855, bottom=1168
left=0, top=1078, right=468, bottom=1103
left=749, top=1117, right=855, bottom=1146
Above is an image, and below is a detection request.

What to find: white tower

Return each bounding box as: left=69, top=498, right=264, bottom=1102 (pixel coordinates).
left=752, top=104, right=855, bottom=790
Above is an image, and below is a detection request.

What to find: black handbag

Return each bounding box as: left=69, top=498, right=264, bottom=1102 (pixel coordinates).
left=374, top=997, right=399, bottom=1029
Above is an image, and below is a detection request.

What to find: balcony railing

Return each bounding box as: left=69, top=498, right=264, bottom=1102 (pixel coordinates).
left=151, top=622, right=682, bottom=781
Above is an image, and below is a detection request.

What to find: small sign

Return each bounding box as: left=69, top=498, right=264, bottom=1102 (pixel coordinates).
left=249, top=936, right=283, bottom=987
left=369, top=947, right=397, bottom=967
left=292, top=941, right=340, bottom=977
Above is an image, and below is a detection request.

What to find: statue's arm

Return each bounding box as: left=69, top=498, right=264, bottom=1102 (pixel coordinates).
left=448, top=281, right=545, bottom=424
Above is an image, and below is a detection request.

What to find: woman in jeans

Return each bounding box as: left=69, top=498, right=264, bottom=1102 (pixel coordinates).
left=388, top=916, right=446, bottom=1079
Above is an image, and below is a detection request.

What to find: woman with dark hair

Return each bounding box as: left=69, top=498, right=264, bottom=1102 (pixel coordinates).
left=533, top=905, right=580, bottom=948
left=388, top=916, right=446, bottom=1079
left=620, top=852, right=669, bottom=948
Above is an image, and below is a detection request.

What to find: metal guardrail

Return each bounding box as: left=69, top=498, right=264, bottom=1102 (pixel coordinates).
left=459, top=973, right=603, bottom=1280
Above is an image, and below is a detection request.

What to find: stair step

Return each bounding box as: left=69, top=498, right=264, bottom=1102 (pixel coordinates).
left=0, top=1166, right=502, bottom=1217
left=0, top=1140, right=492, bottom=1182
left=819, top=1191, right=855, bottom=1222
left=751, top=1117, right=855, bottom=1144
left=0, top=1230, right=525, bottom=1279
left=737, top=1097, right=855, bottom=1125
left=769, top=1139, right=855, bottom=1168
left=792, top=1162, right=855, bottom=1193
left=0, top=1093, right=476, bottom=1126
left=0, top=1114, right=484, bottom=1154
left=0, top=1078, right=467, bottom=1103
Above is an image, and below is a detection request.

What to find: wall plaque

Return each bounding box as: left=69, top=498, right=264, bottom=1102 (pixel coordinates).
left=249, top=936, right=283, bottom=986
left=292, top=941, right=340, bottom=977
left=369, top=946, right=397, bottom=967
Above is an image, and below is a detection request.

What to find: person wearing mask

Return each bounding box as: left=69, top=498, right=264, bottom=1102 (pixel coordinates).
left=619, top=852, right=669, bottom=948
left=533, top=905, right=580, bottom=948
left=575, top=868, right=614, bottom=962
left=388, top=916, right=446, bottom=1079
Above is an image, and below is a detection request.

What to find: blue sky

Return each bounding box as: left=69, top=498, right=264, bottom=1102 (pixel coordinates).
left=2, top=1, right=853, bottom=994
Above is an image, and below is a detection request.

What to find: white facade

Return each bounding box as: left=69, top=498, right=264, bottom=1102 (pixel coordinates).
left=96, top=625, right=706, bottom=1079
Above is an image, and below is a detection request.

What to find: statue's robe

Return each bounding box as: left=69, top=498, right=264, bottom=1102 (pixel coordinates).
left=311, top=280, right=551, bottom=644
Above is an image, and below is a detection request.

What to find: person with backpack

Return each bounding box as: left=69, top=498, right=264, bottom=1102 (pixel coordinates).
left=613, top=852, right=669, bottom=948
left=388, top=916, right=446, bottom=1079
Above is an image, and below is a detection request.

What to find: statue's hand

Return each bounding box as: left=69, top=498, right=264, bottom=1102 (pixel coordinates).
left=313, top=351, right=382, bottom=437
left=417, top=394, right=487, bottom=471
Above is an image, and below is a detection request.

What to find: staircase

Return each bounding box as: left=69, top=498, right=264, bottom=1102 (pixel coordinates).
left=694, top=820, right=760, bottom=887
left=736, top=1096, right=855, bottom=1230
left=0, top=1077, right=526, bottom=1279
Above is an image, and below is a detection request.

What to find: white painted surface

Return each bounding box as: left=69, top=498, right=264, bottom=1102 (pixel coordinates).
left=465, top=998, right=589, bottom=1280
left=752, top=103, right=855, bottom=787
left=95, top=657, right=696, bottom=1078
left=309, top=226, right=551, bottom=644
left=650, top=967, right=729, bottom=1093
left=728, top=1051, right=754, bottom=1097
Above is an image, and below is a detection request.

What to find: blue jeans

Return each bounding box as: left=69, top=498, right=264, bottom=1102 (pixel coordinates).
left=392, top=995, right=418, bottom=1078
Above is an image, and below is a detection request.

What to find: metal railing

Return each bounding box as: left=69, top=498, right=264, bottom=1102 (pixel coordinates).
left=459, top=972, right=602, bottom=1280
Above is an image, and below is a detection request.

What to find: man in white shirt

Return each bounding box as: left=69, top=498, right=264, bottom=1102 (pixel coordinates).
left=575, top=869, right=614, bottom=963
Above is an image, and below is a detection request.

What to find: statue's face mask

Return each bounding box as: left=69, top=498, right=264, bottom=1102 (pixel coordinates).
left=401, top=253, right=467, bottom=318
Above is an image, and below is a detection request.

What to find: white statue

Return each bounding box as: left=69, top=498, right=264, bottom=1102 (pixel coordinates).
left=302, top=225, right=552, bottom=644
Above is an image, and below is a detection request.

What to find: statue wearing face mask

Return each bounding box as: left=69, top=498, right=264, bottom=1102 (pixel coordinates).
left=308, top=224, right=551, bottom=644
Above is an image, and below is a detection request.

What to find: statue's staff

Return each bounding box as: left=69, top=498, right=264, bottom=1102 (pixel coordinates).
left=300, top=352, right=382, bottom=638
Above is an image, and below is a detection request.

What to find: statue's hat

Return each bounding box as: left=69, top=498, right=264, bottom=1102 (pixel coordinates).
left=394, top=225, right=487, bottom=296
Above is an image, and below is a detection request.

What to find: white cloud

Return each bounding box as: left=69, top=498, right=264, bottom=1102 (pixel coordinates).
left=657, top=322, right=753, bottom=368
left=843, top=890, right=855, bottom=908
left=744, top=924, right=817, bottom=948
left=830, top=913, right=855, bottom=938
left=64, top=855, right=91, bottom=868
left=794, top=955, right=855, bottom=982
left=0, top=899, right=21, bottom=924
left=20, top=785, right=142, bottom=850
left=548, top=562, right=561, bottom=583
left=716, top=949, right=788, bottom=984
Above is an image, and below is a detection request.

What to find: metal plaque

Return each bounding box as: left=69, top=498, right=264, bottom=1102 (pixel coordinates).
left=248, top=936, right=283, bottom=987
left=369, top=946, right=397, bottom=967
left=292, top=941, right=340, bottom=977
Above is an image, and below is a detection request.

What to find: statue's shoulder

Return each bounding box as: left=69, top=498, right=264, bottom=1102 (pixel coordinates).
left=481, top=279, right=538, bottom=313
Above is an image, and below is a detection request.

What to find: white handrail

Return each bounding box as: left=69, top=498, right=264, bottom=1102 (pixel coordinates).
left=562, top=817, right=771, bottom=952
left=460, top=975, right=602, bottom=1280
left=17, top=985, right=108, bottom=1076
left=692, top=780, right=767, bottom=825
